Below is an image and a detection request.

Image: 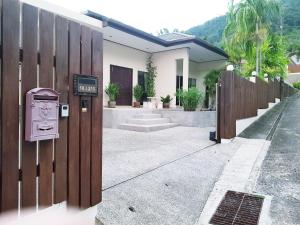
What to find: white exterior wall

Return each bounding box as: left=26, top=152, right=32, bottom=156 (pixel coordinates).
left=177, top=60, right=227, bottom=94
left=189, top=61, right=206, bottom=93
left=103, top=40, right=150, bottom=105
left=153, top=48, right=189, bottom=107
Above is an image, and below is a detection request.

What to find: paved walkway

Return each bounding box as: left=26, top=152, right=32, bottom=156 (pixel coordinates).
left=255, top=94, right=300, bottom=225
left=97, top=127, right=240, bottom=225
left=196, top=138, right=270, bottom=225
left=238, top=100, right=287, bottom=140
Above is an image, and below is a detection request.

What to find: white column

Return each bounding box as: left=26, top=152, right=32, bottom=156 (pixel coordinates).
left=182, top=57, right=189, bottom=90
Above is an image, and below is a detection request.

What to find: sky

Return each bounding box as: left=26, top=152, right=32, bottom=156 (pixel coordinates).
left=45, top=0, right=231, bottom=34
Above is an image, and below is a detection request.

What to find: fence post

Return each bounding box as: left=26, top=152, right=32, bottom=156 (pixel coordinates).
left=219, top=71, right=236, bottom=140
left=280, top=77, right=284, bottom=100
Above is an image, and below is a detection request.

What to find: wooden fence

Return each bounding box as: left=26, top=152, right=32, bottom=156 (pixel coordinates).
left=0, top=0, right=103, bottom=213
left=217, top=71, right=297, bottom=140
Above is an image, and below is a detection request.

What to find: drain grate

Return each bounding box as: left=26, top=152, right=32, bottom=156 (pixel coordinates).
left=210, top=190, right=264, bottom=225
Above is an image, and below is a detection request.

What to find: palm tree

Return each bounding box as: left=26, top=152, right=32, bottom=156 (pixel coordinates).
left=223, top=0, right=281, bottom=76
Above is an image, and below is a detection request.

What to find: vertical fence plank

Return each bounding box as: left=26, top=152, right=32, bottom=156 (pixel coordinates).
left=219, top=76, right=225, bottom=139
left=219, top=72, right=236, bottom=139
left=234, top=76, right=240, bottom=119
left=1, top=0, right=20, bottom=212
left=91, top=31, right=103, bottom=205
left=38, top=9, right=54, bottom=207
left=21, top=3, right=38, bottom=209
left=68, top=21, right=81, bottom=207
left=0, top=0, right=2, bottom=213
left=54, top=16, right=68, bottom=204
left=80, top=26, right=92, bottom=208
left=264, top=80, right=268, bottom=108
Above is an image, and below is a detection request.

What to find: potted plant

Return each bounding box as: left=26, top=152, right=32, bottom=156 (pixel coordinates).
left=105, top=83, right=119, bottom=108
left=160, top=95, right=173, bottom=108
left=181, top=87, right=203, bottom=111
left=133, top=84, right=144, bottom=107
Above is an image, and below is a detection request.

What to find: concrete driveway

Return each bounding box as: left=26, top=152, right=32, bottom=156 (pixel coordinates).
left=97, top=126, right=240, bottom=225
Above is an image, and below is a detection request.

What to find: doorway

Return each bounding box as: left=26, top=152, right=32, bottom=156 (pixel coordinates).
left=110, top=65, right=133, bottom=106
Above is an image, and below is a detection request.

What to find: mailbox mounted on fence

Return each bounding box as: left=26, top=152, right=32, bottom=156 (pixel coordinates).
left=25, top=88, right=60, bottom=142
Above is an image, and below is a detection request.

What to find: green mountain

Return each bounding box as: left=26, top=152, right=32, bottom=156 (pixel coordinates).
left=282, top=0, right=300, bottom=55
left=186, top=15, right=226, bottom=47
left=186, top=0, right=300, bottom=53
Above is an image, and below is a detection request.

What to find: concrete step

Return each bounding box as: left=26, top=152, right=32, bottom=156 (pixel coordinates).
left=118, top=123, right=178, bottom=132
left=135, top=113, right=161, bottom=119
left=127, top=118, right=170, bottom=125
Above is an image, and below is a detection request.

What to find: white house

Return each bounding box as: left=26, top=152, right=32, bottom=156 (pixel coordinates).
left=86, top=11, right=228, bottom=107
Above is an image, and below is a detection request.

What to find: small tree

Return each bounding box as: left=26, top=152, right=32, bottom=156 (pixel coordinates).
left=145, top=55, right=157, bottom=97
left=223, top=0, right=282, bottom=76
left=203, top=69, right=222, bottom=108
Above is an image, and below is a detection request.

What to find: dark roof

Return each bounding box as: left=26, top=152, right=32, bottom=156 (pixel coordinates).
left=85, top=11, right=228, bottom=58
left=158, top=32, right=195, bottom=41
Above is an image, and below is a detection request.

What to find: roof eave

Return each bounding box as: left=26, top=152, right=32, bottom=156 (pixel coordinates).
left=85, top=10, right=229, bottom=59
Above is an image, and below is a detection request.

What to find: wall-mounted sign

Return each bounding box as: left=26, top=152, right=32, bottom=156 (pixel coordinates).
left=73, top=74, right=98, bottom=97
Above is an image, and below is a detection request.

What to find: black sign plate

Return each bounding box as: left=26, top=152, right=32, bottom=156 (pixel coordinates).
left=73, top=74, right=98, bottom=96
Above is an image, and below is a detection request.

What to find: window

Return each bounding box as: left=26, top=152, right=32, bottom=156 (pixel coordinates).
left=188, top=78, right=197, bottom=88
left=138, top=71, right=148, bottom=103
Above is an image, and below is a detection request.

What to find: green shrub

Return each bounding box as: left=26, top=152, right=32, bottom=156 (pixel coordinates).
left=181, top=88, right=203, bottom=111
left=105, top=83, right=119, bottom=101
left=175, top=89, right=183, bottom=106
left=133, top=85, right=144, bottom=102
left=160, top=95, right=173, bottom=103
left=293, top=82, right=300, bottom=90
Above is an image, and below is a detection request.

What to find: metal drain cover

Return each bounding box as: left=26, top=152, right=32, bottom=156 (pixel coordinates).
left=210, top=190, right=264, bottom=225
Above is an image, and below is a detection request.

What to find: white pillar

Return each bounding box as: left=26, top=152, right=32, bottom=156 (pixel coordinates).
left=182, top=57, right=189, bottom=90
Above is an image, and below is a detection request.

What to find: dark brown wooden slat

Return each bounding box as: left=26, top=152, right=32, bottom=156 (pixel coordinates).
left=224, top=72, right=236, bottom=139
left=219, top=72, right=236, bottom=139
left=0, top=0, right=3, bottom=213
left=216, top=80, right=221, bottom=143
left=80, top=26, right=92, bottom=208
left=21, top=3, right=38, bottom=209
left=54, top=15, right=68, bottom=204
left=91, top=31, right=103, bottom=205
left=68, top=21, right=81, bottom=207
left=219, top=75, right=225, bottom=138
left=38, top=9, right=54, bottom=207
left=1, top=0, right=20, bottom=212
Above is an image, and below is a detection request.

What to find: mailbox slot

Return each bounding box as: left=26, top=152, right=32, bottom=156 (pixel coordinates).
left=34, top=95, right=58, bottom=101
left=25, top=88, right=60, bottom=142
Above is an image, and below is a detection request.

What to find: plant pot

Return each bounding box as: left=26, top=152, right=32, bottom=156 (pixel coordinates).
left=163, top=103, right=170, bottom=108
left=133, top=102, right=141, bottom=108
left=108, top=101, right=116, bottom=108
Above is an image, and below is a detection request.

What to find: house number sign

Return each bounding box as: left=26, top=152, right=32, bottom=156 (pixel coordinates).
left=73, top=74, right=98, bottom=97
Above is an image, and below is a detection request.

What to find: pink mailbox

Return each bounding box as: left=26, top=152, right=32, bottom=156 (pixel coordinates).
left=25, top=88, right=60, bottom=142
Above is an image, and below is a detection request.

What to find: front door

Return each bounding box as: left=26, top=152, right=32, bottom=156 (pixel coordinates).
left=110, top=65, right=133, bottom=106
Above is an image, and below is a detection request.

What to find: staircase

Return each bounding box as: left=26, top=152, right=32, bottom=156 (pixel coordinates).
left=119, top=113, right=178, bottom=132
